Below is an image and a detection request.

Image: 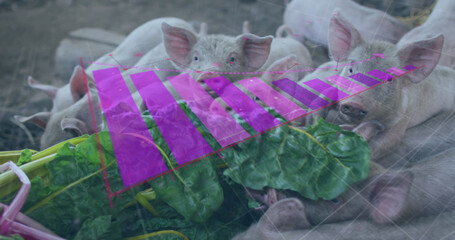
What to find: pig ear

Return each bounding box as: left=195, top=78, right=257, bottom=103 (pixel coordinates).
left=328, top=10, right=363, bottom=61
left=162, top=22, right=197, bottom=69
left=257, top=198, right=311, bottom=232
left=27, top=76, right=58, bottom=98
left=236, top=34, right=273, bottom=72
left=242, top=21, right=250, bottom=34
left=397, top=34, right=444, bottom=83
left=61, top=118, right=88, bottom=136
left=69, top=65, right=91, bottom=101
left=367, top=171, right=413, bottom=224
left=14, top=112, right=51, bottom=129
left=262, top=55, right=299, bottom=85
left=199, top=22, right=207, bottom=36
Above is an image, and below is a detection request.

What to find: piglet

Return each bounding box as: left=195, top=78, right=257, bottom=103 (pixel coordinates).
left=324, top=12, right=452, bottom=161
left=233, top=198, right=455, bottom=240
left=34, top=89, right=103, bottom=150
left=296, top=146, right=455, bottom=226
left=85, top=17, right=195, bottom=76
left=397, top=0, right=455, bottom=68
left=162, top=22, right=273, bottom=94
left=209, top=55, right=302, bottom=115
left=283, top=0, right=410, bottom=47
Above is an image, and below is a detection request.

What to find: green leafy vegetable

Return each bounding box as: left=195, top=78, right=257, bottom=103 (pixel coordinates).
left=223, top=118, right=370, bottom=200
left=16, top=149, right=33, bottom=166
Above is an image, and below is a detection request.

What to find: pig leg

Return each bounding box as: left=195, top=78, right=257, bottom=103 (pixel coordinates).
left=368, top=119, right=408, bottom=161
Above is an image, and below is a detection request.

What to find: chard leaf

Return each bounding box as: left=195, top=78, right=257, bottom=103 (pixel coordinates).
left=149, top=156, right=223, bottom=223
left=74, top=215, right=115, bottom=240
left=223, top=118, right=370, bottom=200
left=24, top=133, right=137, bottom=239
left=17, top=149, right=32, bottom=166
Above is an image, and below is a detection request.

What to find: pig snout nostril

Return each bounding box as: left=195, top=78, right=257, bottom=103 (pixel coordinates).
left=341, top=105, right=351, bottom=114
left=341, top=103, right=367, bottom=119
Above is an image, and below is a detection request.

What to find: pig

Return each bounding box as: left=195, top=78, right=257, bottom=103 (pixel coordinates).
left=233, top=198, right=455, bottom=240
left=35, top=89, right=103, bottom=150
left=85, top=17, right=196, bottom=76
left=378, top=110, right=455, bottom=168
left=263, top=147, right=455, bottom=227
left=238, top=22, right=313, bottom=80
left=161, top=22, right=273, bottom=95
left=16, top=18, right=198, bottom=149
left=283, top=0, right=410, bottom=47
left=397, top=0, right=455, bottom=68
left=25, top=65, right=92, bottom=113
left=25, top=17, right=196, bottom=113
left=322, top=12, right=452, bottom=162
left=209, top=55, right=303, bottom=116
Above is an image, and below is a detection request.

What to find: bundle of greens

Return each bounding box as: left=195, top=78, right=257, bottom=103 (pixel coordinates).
left=0, top=102, right=370, bottom=239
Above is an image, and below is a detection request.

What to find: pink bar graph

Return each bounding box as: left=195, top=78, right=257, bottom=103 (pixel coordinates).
left=303, top=78, right=349, bottom=101
left=130, top=70, right=213, bottom=165
left=204, top=76, right=281, bottom=133
left=403, top=65, right=417, bottom=71
left=386, top=67, right=407, bottom=75
left=326, top=75, right=366, bottom=94
left=92, top=67, right=167, bottom=187
left=168, top=74, right=250, bottom=147
left=272, top=78, right=330, bottom=110
left=348, top=73, right=381, bottom=87
left=367, top=69, right=394, bottom=81
left=238, top=77, right=307, bottom=121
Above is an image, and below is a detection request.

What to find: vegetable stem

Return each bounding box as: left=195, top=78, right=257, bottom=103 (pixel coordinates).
left=124, top=230, right=189, bottom=240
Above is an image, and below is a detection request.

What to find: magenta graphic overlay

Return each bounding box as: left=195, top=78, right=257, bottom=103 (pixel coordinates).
left=303, top=78, right=349, bottom=101
left=348, top=73, right=382, bottom=87
left=238, top=77, right=307, bottom=121
left=204, top=76, right=281, bottom=133
left=272, top=78, right=330, bottom=110
left=130, top=70, right=213, bottom=165
left=326, top=75, right=366, bottom=94
left=92, top=67, right=167, bottom=187
left=386, top=67, right=407, bottom=75
left=403, top=65, right=418, bottom=71
left=167, top=74, right=250, bottom=147
left=88, top=54, right=420, bottom=196
left=367, top=69, right=394, bottom=81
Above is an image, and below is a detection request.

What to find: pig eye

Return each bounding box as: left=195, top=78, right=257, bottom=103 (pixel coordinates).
left=254, top=96, right=260, bottom=101
left=194, top=56, right=199, bottom=61
left=230, top=57, right=235, bottom=62
left=349, top=68, right=353, bottom=73
left=359, top=110, right=367, bottom=116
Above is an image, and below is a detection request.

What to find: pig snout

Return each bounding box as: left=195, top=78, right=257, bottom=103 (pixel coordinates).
left=339, top=102, right=368, bottom=120
left=196, top=72, right=221, bottom=88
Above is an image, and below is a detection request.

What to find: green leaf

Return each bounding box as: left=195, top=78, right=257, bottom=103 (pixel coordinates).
left=23, top=133, right=137, bottom=239
left=223, top=118, right=370, bottom=200
left=17, top=149, right=32, bottom=166
left=73, top=215, right=112, bottom=240
left=149, top=156, right=224, bottom=223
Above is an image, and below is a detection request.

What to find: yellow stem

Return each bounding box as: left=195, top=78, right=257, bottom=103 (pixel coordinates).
left=124, top=230, right=189, bottom=240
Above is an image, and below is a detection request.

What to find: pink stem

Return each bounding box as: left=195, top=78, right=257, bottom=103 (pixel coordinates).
left=10, top=221, right=65, bottom=240
left=0, top=161, right=30, bottom=235
left=0, top=203, right=58, bottom=236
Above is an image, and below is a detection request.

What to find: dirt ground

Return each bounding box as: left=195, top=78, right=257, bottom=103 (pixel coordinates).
left=0, top=0, right=434, bottom=151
